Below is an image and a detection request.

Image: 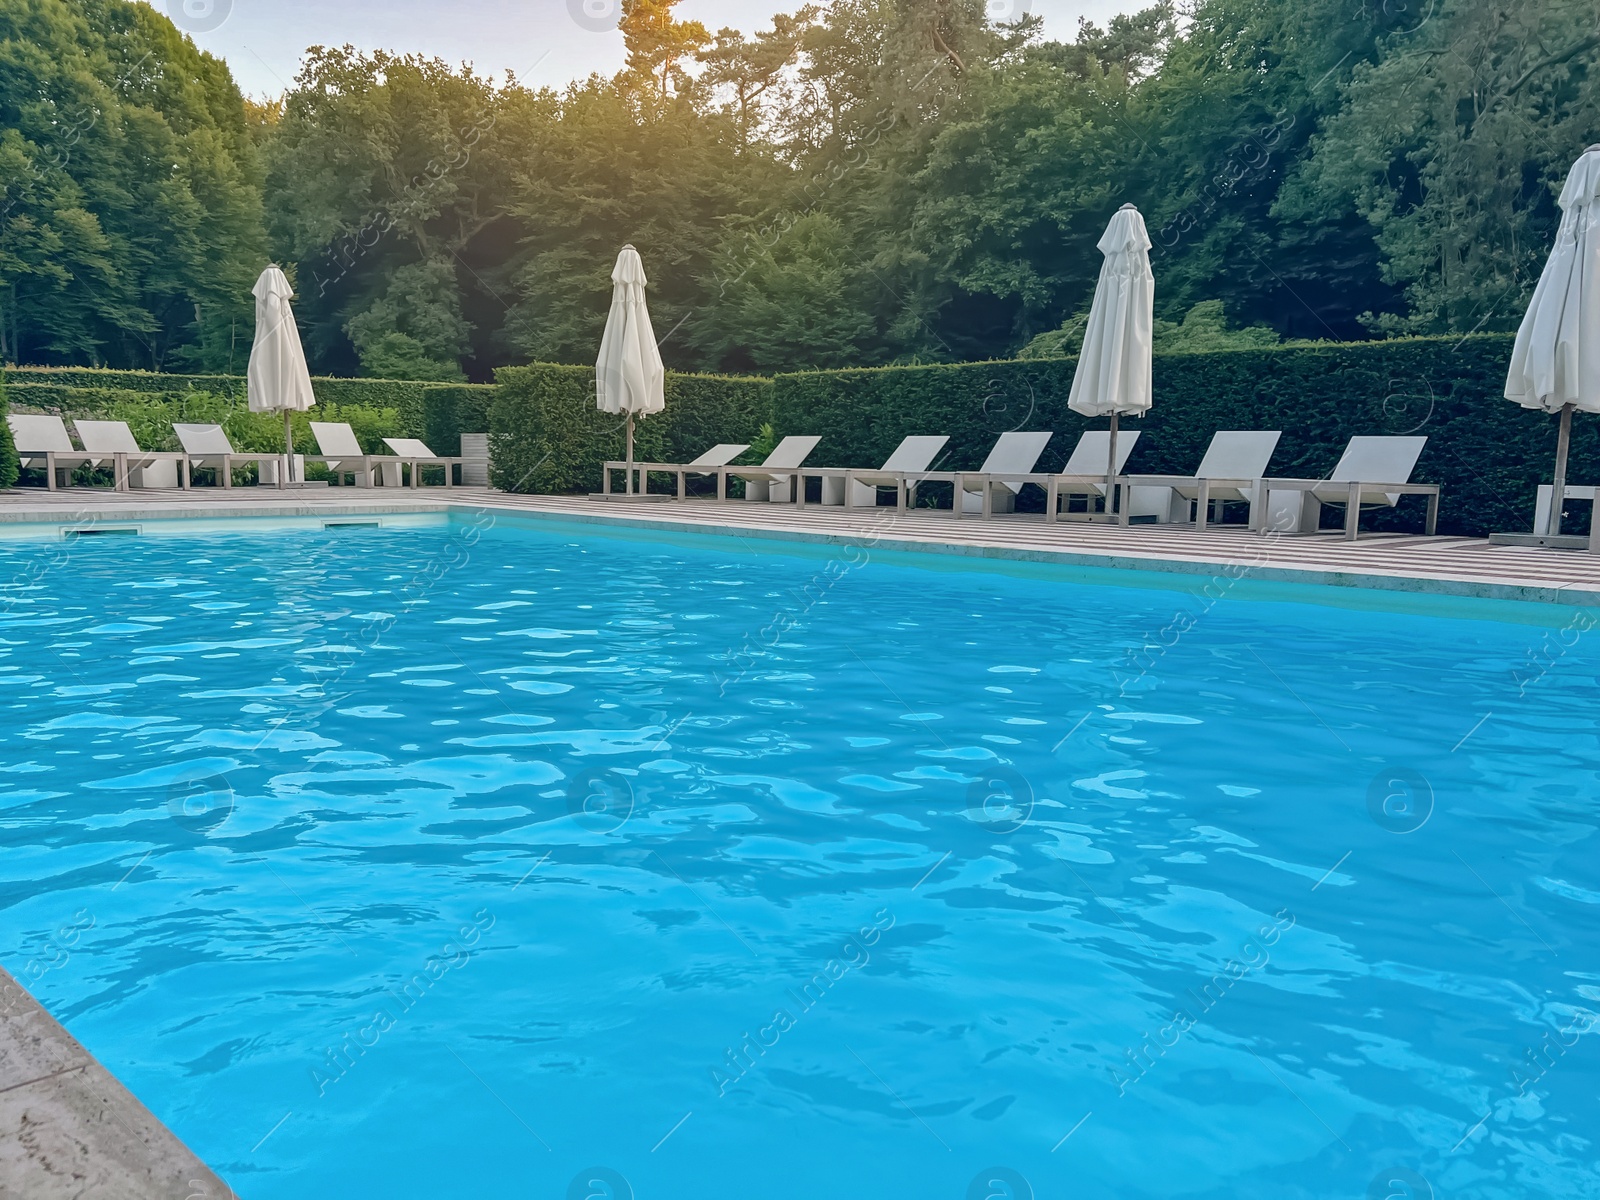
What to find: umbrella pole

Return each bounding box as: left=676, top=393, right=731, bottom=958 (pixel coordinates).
left=626, top=413, right=635, bottom=496
left=1549, top=402, right=1574, bottom=536
left=284, top=410, right=293, bottom=487
left=1105, top=411, right=1119, bottom=521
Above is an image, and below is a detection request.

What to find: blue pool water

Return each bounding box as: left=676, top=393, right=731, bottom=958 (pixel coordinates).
left=1, top=513, right=1597, bottom=1199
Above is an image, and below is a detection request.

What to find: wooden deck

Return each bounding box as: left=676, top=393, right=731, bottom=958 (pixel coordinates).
left=2, top=485, right=1598, bottom=607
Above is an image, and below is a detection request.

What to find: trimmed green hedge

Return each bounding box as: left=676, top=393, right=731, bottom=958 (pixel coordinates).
left=490, top=365, right=775, bottom=494
left=0, top=374, right=18, bottom=490
left=772, top=334, right=1560, bottom=537
left=1, top=368, right=494, bottom=456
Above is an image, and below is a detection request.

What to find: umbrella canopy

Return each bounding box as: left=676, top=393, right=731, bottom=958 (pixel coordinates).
left=247, top=265, right=316, bottom=484
left=596, top=245, right=665, bottom=418
left=595, top=245, right=664, bottom=495
left=1068, top=204, right=1154, bottom=510
left=247, top=265, right=316, bottom=415
left=1068, top=204, right=1154, bottom=420
left=1505, top=146, right=1600, bottom=535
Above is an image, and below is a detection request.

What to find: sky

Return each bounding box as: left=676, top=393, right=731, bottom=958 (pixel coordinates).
left=168, top=0, right=1144, bottom=100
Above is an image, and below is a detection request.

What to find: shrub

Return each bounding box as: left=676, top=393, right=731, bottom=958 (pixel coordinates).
left=490, top=365, right=774, bottom=494
left=0, top=375, right=18, bottom=490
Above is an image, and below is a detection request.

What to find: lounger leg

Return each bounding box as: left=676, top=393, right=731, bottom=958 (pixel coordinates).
left=982, top=481, right=992, bottom=519
left=1425, top=493, right=1439, bottom=536
left=1345, top=481, right=1361, bottom=541
left=1589, top=495, right=1600, bottom=555
left=222, top=456, right=232, bottom=488
left=1196, top=480, right=1211, bottom=531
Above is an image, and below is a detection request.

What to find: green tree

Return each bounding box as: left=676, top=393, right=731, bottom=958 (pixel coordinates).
left=1278, top=0, right=1600, bottom=334
left=0, top=0, right=264, bottom=369
left=689, top=212, right=881, bottom=371
left=620, top=0, right=711, bottom=101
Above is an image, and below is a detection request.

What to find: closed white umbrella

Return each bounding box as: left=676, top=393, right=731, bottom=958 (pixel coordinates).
left=595, top=244, right=665, bottom=495
left=1506, top=145, right=1600, bottom=537
left=1068, top=204, right=1154, bottom=513
left=247, top=265, right=316, bottom=484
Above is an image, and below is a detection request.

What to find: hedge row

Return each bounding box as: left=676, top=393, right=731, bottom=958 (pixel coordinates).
left=769, top=334, right=1560, bottom=538
left=489, top=365, right=775, bottom=494
left=0, top=375, right=18, bottom=490
left=1, top=368, right=493, bottom=456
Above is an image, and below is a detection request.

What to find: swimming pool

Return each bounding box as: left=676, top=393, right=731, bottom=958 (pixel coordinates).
left=1, top=512, right=1596, bottom=1199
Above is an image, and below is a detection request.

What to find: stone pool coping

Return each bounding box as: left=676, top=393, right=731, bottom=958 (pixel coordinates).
left=3, top=485, right=1600, bottom=610
left=0, top=965, right=234, bottom=1199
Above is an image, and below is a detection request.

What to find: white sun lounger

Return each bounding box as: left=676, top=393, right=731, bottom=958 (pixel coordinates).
left=72, top=420, right=188, bottom=491
left=1051, top=429, right=1142, bottom=518
left=955, top=431, right=1055, bottom=514
left=306, top=421, right=380, bottom=487
left=730, top=436, right=824, bottom=503
left=174, top=423, right=285, bottom=488
left=602, top=442, right=752, bottom=499
left=821, top=435, right=950, bottom=508
left=6, top=414, right=97, bottom=490
left=1117, top=430, right=1282, bottom=527
left=381, top=437, right=461, bottom=488
left=1257, top=435, right=1439, bottom=540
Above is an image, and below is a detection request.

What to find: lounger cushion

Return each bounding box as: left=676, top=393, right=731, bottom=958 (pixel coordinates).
left=383, top=437, right=442, bottom=458
left=1061, top=429, right=1141, bottom=476
left=311, top=421, right=367, bottom=458
left=174, top=424, right=236, bottom=456
left=7, top=414, right=75, bottom=454
left=688, top=444, right=750, bottom=467
left=73, top=420, right=144, bottom=454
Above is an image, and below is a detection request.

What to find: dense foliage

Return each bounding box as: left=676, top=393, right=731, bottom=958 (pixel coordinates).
left=2, top=0, right=1595, bottom=378
left=2, top=367, right=492, bottom=454
left=0, top=369, right=17, bottom=488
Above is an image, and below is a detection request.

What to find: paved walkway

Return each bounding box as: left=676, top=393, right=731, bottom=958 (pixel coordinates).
left=3, top=484, right=1599, bottom=605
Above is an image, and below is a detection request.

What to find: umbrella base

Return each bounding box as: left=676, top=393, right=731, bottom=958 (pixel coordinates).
left=587, top=492, right=673, bottom=503
left=1488, top=532, right=1590, bottom=550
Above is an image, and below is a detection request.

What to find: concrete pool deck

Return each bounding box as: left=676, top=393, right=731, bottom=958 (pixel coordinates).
left=3, top=484, right=1598, bottom=608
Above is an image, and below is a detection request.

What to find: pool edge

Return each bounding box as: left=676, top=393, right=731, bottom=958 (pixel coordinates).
left=455, top=502, right=1600, bottom=611
left=0, top=965, right=235, bottom=1199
